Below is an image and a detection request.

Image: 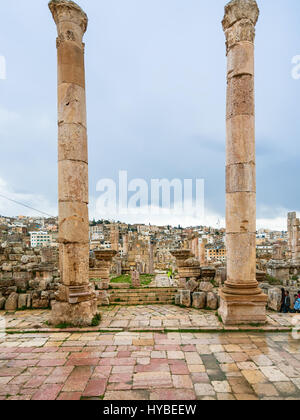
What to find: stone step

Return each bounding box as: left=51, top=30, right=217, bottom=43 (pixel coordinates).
left=110, top=295, right=175, bottom=300
left=108, top=286, right=177, bottom=305
left=109, top=290, right=176, bottom=295
left=109, top=292, right=177, bottom=296
left=110, top=301, right=175, bottom=306
left=110, top=294, right=176, bottom=300
left=109, top=290, right=177, bottom=295
left=109, top=297, right=174, bottom=303
left=109, top=288, right=177, bottom=294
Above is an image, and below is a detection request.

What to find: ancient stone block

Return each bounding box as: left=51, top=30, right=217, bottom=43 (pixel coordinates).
left=178, top=278, right=187, bottom=289
left=6, top=286, right=17, bottom=295
left=201, top=267, right=217, bottom=282
left=13, top=247, right=23, bottom=254
left=267, top=288, right=282, bottom=312
left=0, top=297, right=5, bottom=310
left=2, top=263, right=12, bottom=272
left=226, top=232, right=256, bottom=284
left=226, top=163, right=256, bottom=193
left=58, top=83, right=87, bottom=127
left=97, top=290, right=110, bottom=306
left=179, top=290, right=191, bottom=307
left=226, top=192, right=256, bottom=234
left=58, top=160, right=89, bottom=203
left=227, top=41, right=254, bottom=78
left=59, top=242, right=90, bottom=287
left=5, top=292, right=18, bottom=311
left=207, top=292, right=218, bottom=310
left=175, top=293, right=180, bottom=306
left=219, top=290, right=267, bottom=325
left=38, top=279, right=51, bottom=291
left=131, top=270, right=141, bottom=288
left=100, top=280, right=109, bottom=290
left=18, top=294, right=31, bottom=309
left=186, top=279, right=199, bottom=293
left=58, top=201, right=89, bottom=243
left=32, top=295, right=50, bottom=309
left=13, top=272, right=31, bottom=292
left=226, top=75, right=254, bottom=119
left=192, top=292, right=206, bottom=309
left=199, top=282, right=213, bottom=293
left=58, top=123, right=88, bottom=163
left=57, top=41, right=85, bottom=87
left=50, top=299, right=98, bottom=327
left=9, top=254, right=22, bottom=262
left=21, top=255, right=30, bottom=264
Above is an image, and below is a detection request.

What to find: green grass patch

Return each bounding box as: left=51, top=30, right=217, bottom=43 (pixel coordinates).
left=140, top=274, right=154, bottom=286
left=55, top=322, right=74, bottom=329
left=91, top=313, right=101, bottom=327
left=110, top=274, right=131, bottom=284
left=110, top=274, right=154, bottom=287
left=266, top=274, right=282, bottom=285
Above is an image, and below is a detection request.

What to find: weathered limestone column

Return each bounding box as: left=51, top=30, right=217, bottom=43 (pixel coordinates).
left=219, top=0, right=267, bottom=324
left=288, top=212, right=300, bottom=263
left=49, top=0, right=97, bottom=326
left=200, top=239, right=207, bottom=266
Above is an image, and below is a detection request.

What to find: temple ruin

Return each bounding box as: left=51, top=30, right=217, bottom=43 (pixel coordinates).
left=44, top=0, right=271, bottom=326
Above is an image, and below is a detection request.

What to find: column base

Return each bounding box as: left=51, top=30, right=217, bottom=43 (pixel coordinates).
left=50, top=299, right=98, bottom=327
left=219, top=289, right=267, bottom=325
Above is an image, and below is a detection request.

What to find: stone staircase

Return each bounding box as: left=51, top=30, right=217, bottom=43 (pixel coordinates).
left=109, top=287, right=177, bottom=306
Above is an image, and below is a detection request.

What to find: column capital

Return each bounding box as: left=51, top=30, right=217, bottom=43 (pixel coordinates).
left=222, top=0, right=259, bottom=53
left=49, top=0, right=88, bottom=39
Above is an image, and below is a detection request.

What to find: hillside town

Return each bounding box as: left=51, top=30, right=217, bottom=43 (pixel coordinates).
left=0, top=212, right=298, bottom=309
left=0, top=213, right=290, bottom=268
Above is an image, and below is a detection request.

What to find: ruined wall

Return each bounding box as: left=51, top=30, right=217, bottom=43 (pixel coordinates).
left=0, top=242, right=59, bottom=311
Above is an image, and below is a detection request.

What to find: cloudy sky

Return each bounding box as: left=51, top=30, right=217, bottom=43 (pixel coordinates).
left=0, top=0, right=299, bottom=229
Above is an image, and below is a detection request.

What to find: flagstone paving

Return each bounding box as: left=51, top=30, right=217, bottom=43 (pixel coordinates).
left=0, top=306, right=299, bottom=332
left=0, top=329, right=300, bottom=400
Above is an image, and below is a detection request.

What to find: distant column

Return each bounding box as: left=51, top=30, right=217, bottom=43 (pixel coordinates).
left=200, top=239, right=207, bottom=266
left=219, top=0, right=267, bottom=325
left=110, top=225, right=119, bottom=252
left=49, top=0, right=97, bottom=326
left=288, top=212, right=300, bottom=263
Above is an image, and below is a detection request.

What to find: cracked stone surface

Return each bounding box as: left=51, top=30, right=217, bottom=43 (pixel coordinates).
left=0, top=328, right=300, bottom=400
left=0, top=307, right=298, bottom=332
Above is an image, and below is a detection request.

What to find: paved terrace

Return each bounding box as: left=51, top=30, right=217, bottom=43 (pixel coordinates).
left=0, top=305, right=298, bottom=333
left=0, top=329, right=300, bottom=400
left=0, top=306, right=299, bottom=400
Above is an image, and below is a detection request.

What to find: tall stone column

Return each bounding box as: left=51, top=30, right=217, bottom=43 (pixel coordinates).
left=49, top=0, right=97, bottom=326
left=288, top=212, right=300, bottom=263
left=200, top=239, right=207, bottom=266
left=219, top=0, right=267, bottom=325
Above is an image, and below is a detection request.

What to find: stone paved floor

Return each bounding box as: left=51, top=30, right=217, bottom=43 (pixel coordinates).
left=0, top=306, right=298, bottom=332
left=100, top=306, right=221, bottom=329
left=150, top=273, right=176, bottom=288
left=0, top=330, right=300, bottom=400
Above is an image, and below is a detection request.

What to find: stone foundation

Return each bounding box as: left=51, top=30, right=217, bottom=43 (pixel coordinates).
left=0, top=242, right=59, bottom=311
left=218, top=291, right=267, bottom=325
left=50, top=299, right=98, bottom=327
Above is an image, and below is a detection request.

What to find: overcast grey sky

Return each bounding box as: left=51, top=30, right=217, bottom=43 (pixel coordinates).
left=0, top=0, right=299, bottom=229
